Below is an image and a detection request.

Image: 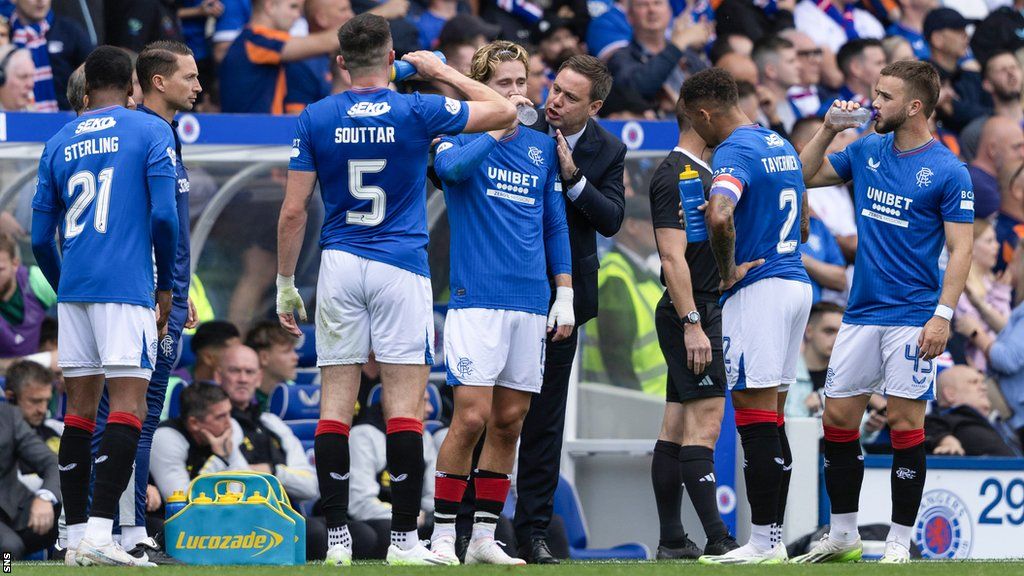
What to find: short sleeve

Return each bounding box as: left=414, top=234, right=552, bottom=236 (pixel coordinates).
left=244, top=29, right=287, bottom=66
left=146, top=122, right=177, bottom=179
left=32, top=144, right=57, bottom=213
left=711, top=141, right=752, bottom=187
left=213, top=0, right=248, bottom=41
left=650, top=165, right=683, bottom=231
left=413, top=93, right=469, bottom=138
left=827, top=139, right=856, bottom=182
left=941, top=163, right=976, bottom=223
left=288, top=110, right=316, bottom=172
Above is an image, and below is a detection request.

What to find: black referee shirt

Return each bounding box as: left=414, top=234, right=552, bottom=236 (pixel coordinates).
left=648, top=147, right=721, bottom=301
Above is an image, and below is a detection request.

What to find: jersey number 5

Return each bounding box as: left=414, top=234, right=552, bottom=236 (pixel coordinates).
left=777, top=188, right=798, bottom=254
left=347, top=159, right=387, bottom=227
left=65, top=168, right=113, bottom=238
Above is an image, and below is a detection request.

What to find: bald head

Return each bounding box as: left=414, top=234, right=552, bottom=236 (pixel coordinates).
left=937, top=365, right=990, bottom=415
left=716, top=53, right=758, bottom=86
left=306, top=0, right=354, bottom=33
left=975, top=116, right=1024, bottom=175
left=218, top=344, right=262, bottom=409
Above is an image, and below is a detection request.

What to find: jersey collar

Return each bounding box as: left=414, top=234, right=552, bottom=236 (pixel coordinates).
left=891, top=136, right=936, bottom=157
left=137, top=104, right=183, bottom=158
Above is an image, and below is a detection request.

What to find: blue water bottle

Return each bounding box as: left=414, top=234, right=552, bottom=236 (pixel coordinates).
left=165, top=489, right=187, bottom=519
left=678, top=165, right=707, bottom=242
left=391, top=51, right=447, bottom=82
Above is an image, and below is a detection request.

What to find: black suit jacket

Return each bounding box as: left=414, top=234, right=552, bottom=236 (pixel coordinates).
left=527, top=116, right=626, bottom=324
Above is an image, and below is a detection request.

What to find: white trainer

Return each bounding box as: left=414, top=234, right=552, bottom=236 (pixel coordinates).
left=879, top=541, right=911, bottom=563
left=76, top=538, right=155, bottom=567
left=465, top=538, right=526, bottom=565
left=698, top=541, right=788, bottom=565
left=430, top=535, right=460, bottom=565
left=791, top=533, right=863, bottom=563
left=325, top=543, right=352, bottom=566
left=386, top=542, right=459, bottom=566
left=61, top=547, right=76, bottom=567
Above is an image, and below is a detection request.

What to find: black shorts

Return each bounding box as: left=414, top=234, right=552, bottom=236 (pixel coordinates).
left=655, top=292, right=727, bottom=404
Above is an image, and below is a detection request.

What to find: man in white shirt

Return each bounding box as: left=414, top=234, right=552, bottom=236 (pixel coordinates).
left=794, top=0, right=884, bottom=54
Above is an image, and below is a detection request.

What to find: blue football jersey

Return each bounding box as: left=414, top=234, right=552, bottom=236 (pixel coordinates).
left=829, top=133, right=974, bottom=326
left=33, top=106, right=177, bottom=307
left=710, top=125, right=810, bottom=301
left=435, top=128, right=571, bottom=316
left=289, top=87, right=470, bottom=277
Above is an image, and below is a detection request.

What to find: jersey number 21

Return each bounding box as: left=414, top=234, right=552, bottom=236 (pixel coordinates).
left=65, top=168, right=113, bottom=238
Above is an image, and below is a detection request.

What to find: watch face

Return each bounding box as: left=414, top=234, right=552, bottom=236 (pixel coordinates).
left=687, top=311, right=700, bottom=324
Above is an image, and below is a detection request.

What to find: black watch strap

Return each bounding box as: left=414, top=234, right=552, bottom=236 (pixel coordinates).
left=565, top=168, right=583, bottom=189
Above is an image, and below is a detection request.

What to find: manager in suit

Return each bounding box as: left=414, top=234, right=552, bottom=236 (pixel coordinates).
left=0, top=403, right=61, bottom=558
left=517, top=54, right=626, bottom=564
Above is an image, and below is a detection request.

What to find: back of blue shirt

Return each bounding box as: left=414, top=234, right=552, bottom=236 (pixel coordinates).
left=711, top=125, right=810, bottom=301
left=436, top=128, right=571, bottom=315
left=289, top=88, right=469, bottom=277
left=828, top=133, right=974, bottom=326
left=33, top=106, right=177, bottom=307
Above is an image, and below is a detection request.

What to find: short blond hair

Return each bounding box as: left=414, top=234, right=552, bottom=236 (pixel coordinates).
left=468, top=41, right=529, bottom=84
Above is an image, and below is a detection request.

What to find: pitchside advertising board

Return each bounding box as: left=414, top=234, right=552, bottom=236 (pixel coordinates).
left=856, top=456, right=1024, bottom=559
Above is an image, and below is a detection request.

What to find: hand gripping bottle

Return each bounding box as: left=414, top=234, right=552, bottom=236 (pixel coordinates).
left=391, top=51, right=447, bottom=82
left=678, top=165, right=708, bottom=242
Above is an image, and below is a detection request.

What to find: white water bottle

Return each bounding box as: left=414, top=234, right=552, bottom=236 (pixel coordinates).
left=516, top=104, right=538, bottom=125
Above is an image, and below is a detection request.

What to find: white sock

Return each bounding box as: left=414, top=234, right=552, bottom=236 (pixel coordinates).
left=121, top=526, right=148, bottom=551
left=84, top=517, right=115, bottom=546
left=471, top=512, right=499, bottom=541
left=431, top=519, right=456, bottom=543
left=772, top=523, right=784, bottom=546
left=391, top=529, right=419, bottom=551
left=749, top=523, right=775, bottom=552
left=830, top=512, right=860, bottom=544
left=887, top=522, right=913, bottom=549
left=68, top=523, right=86, bottom=550
left=327, top=525, right=351, bottom=550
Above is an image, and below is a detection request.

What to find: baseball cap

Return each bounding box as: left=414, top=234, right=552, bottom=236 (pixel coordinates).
left=530, top=16, right=576, bottom=46
left=437, top=14, right=501, bottom=48
left=923, top=8, right=970, bottom=40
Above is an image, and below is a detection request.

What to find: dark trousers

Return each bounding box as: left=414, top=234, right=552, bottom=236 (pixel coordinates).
left=0, top=501, right=60, bottom=559
left=514, top=328, right=579, bottom=545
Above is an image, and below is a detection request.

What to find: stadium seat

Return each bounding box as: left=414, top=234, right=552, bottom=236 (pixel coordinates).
left=268, top=384, right=321, bottom=421
left=286, top=419, right=318, bottom=442
left=294, top=369, right=319, bottom=385
left=295, top=324, right=317, bottom=368
left=367, top=382, right=442, bottom=419
left=553, top=475, right=649, bottom=560
left=166, top=381, right=186, bottom=419
left=366, top=383, right=383, bottom=407
left=178, top=332, right=195, bottom=369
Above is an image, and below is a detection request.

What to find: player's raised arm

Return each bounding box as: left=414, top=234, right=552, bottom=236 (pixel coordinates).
left=280, top=29, right=342, bottom=63
left=800, top=100, right=861, bottom=188
left=402, top=51, right=516, bottom=133
left=433, top=134, right=499, bottom=184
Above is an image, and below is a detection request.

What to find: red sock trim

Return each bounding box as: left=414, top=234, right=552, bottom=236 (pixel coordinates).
left=891, top=428, right=925, bottom=450
left=777, top=414, right=786, bottom=427
left=107, top=412, right=142, bottom=431
left=64, top=415, right=96, bottom=433
left=435, top=474, right=469, bottom=503
left=734, top=408, right=779, bottom=427
left=315, top=419, right=350, bottom=437
left=386, top=417, right=423, bottom=435
left=823, top=425, right=860, bottom=443
left=474, top=476, right=511, bottom=503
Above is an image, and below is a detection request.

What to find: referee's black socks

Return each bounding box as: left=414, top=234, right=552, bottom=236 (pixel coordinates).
left=651, top=440, right=686, bottom=547
left=679, top=444, right=729, bottom=542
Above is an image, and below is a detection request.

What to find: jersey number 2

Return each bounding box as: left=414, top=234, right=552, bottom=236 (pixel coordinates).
left=65, top=168, right=113, bottom=238
left=347, top=159, right=387, bottom=227
left=776, top=188, right=798, bottom=254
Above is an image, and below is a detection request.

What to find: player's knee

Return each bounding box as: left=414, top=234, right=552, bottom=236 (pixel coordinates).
left=453, top=409, right=488, bottom=438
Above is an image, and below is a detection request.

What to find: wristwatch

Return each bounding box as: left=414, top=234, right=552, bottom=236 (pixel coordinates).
left=564, top=167, right=583, bottom=189
left=684, top=310, right=701, bottom=325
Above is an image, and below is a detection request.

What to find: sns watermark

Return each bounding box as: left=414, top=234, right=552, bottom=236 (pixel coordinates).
left=3, top=551, right=11, bottom=573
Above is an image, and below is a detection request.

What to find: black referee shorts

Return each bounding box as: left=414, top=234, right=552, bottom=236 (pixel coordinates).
left=655, top=291, right=727, bottom=404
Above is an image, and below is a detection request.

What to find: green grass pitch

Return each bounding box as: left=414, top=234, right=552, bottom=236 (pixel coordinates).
left=12, top=561, right=1024, bottom=575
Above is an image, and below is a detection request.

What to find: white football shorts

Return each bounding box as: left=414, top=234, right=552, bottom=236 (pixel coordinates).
left=824, top=323, right=936, bottom=401
left=723, top=277, right=812, bottom=392
left=315, top=249, right=434, bottom=366
left=58, top=302, right=156, bottom=379
left=444, top=308, right=547, bottom=393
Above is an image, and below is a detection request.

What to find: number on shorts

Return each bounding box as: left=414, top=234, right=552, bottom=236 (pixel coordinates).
left=776, top=188, right=798, bottom=254
left=347, top=159, right=387, bottom=227
left=65, top=167, right=114, bottom=238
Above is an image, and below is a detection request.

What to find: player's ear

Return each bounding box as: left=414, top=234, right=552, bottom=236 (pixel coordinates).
left=337, top=54, right=348, bottom=71
left=388, top=49, right=395, bottom=67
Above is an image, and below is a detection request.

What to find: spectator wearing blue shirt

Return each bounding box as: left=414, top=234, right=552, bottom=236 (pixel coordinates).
left=800, top=215, right=847, bottom=304
left=885, top=0, right=931, bottom=60
left=284, top=0, right=354, bottom=113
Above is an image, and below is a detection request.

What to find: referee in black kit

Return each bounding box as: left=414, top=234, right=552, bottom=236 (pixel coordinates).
left=646, top=93, right=739, bottom=560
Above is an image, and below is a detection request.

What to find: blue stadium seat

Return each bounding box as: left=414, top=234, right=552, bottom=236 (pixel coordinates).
left=178, top=332, right=195, bottom=369
left=367, top=383, right=441, bottom=419
left=294, top=369, right=319, bottom=385
left=166, top=381, right=186, bottom=419
left=295, top=324, right=317, bottom=368
left=286, top=419, right=318, bottom=442
left=268, top=384, right=321, bottom=420
left=366, top=383, right=382, bottom=407
left=553, top=475, right=649, bottom=560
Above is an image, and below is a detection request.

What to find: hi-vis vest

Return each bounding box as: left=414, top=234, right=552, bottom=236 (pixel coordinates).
left=582, top=251, right=666, bottom=396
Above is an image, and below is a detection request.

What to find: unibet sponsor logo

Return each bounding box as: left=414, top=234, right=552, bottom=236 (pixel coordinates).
left=175, top=527, right=283, bottom=557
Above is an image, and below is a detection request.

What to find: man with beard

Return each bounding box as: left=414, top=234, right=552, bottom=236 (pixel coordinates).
left=795, top=60, right=974, bottom=564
